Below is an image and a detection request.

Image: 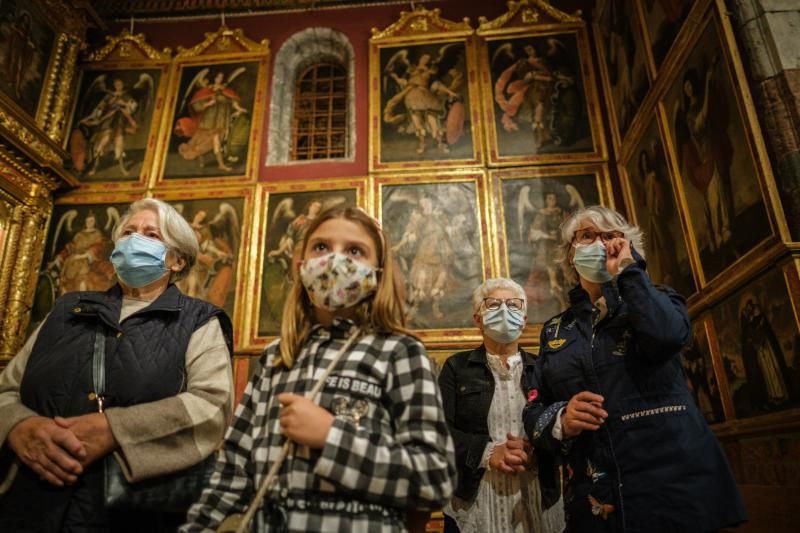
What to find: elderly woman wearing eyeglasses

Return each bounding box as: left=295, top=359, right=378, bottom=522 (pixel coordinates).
left=523, top=206, right=746, bottom=533
left=438, top=278, right=564, bottom=533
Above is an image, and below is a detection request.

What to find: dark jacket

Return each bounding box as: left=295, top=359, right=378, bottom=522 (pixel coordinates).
left=523, top=257, right=746, bottom=533
left=438, top=344, right=559, bottom=508
left=0, top=284, right=232, bottom=533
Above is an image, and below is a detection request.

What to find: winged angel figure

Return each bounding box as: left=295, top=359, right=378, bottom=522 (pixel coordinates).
left=382, top=43, right=466, bottom=155
left=492, top=38, right=580, bottom=149
left=173, top=68, right=249, bottom=172
left=69, top=74, right=154, bottom=176
left=175, top=202, right=240, bottom=309
left=517, top=183, right=584, bottom=311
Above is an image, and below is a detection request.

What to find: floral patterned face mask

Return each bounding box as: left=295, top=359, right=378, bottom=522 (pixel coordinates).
left=299, top=252, right=379, bottom=310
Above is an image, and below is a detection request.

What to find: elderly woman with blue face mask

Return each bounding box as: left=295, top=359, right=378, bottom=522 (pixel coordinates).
left=0, top=198, right=233, bottom=533
left=439, top=278, right=564, bottom=533
left=523, top=205, right=745, bottom=533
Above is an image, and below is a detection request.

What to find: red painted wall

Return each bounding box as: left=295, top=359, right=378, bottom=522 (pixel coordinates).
left=104, top=0, right=587, bottom=182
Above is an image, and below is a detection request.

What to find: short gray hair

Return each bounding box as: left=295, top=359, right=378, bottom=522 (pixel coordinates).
left=471, top=278, right=527, bottom=314
left=113, top=198, right=198, bottom=282
left=557, top=205, right=644, bottom=284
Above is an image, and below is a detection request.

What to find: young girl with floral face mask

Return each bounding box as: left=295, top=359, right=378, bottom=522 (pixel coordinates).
left=183, top=206, right=455, bottom=533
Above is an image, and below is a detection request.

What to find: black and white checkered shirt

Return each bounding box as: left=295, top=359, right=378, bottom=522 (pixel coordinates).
left=181, top=319, right=455, bottom=532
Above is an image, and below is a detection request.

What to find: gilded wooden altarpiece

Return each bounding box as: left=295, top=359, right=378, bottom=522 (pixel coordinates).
left=375, top=171, right=492, bottom=346
left=152, top=26, right=269, bottom=188
left=658, top=1, right=788, bottom=289
left=593, top=0, right=653, bottom=152
left=708, top=259, right=800, bottom=423
left=477, top=0, right=606, bottom=167
left=243, top=177, right=369, bottom=351
left=369, top=6, right=484, bottom=172
left=619, top=109, right=698, bottom=299
left=489, top=164, right=612, bottom=343
left=64, top=30, right=172, bottom=189
left=153, top=186, right=253, bottom=348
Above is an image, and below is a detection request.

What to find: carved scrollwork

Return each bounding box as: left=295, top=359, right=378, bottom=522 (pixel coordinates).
left=176, top=26, right=269, bottom=58
left=477, top=0, right=582, bottom=32
left=370, top=6, right=472, bottom=41
left=85, top=29, right=172, bottom=62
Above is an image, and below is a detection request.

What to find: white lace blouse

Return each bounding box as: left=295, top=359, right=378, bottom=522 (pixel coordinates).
left=443, top=352, right=565, bottom=533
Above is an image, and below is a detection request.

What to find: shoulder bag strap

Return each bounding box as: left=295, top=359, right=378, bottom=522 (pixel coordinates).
left=218, top=327, right=362, bottom=533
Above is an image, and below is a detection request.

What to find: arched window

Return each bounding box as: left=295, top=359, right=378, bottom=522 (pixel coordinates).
left=267, top=28, right=355, bottom=165
left=291, top=62, right=347, bottom=160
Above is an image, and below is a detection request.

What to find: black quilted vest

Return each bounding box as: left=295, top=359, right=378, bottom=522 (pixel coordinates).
left=0, top=284, right=233, bottom=533
left=20, top=284, right=232, bottom=417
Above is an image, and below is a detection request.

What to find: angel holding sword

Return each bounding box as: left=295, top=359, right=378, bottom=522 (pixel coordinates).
left=174, top=68, right=249, bottom=172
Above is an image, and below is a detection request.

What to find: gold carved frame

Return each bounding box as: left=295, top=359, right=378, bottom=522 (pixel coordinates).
left=477, top=0, right=607, bottom=166
left=151, top=26, right=270, bottom=188
left=242, top=177, right=370, bottom=351
left=66, top=30, right=173, bottom=191
left=369, top=6, right=485, bottom=172
left=152, top=185, right=254, bottom=348
left=489, top=163, right=614, bottom=345
left=373, top=170, right=493, bottom=347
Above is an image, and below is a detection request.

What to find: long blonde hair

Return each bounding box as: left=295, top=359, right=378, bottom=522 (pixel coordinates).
left=279, top=206, right=409, bottom=367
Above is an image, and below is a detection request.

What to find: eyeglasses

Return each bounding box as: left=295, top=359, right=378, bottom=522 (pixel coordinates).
left=482, top=297, right=525, bottom=312
left=572, top=228, right=624, bottom=245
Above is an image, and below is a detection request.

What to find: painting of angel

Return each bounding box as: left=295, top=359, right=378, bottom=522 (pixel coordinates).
left=623, top=117, right=695, bottom=297
left=641, top=0, right=694, bottom=69
left=258, top=190, right=356, bottom=336
left=30, top=203, right=128, bottom=330
left=0, top=0, right=54, bottom=116
left=163, top=61, right=257, bottom=179
left=487, top=34, right=592, bottom=157
left=381, top=182, right=482, bottom=329
left=66, top=69, right=158, bottom=181
left=500, top=173, right=601, bottom=323
left=170, top=199, right=243, bottom=318
left=681, top=319, right=725, bottom=423
left=379, top=41, right=473, bottom=162
left=712, top=267, right=800, bottom=418
left=597, top=0, right=650, bottom=139
left=664, top=21, right=770, bottom=281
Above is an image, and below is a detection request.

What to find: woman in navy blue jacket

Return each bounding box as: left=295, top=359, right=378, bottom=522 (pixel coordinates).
left=523, top=206, right=746, bottom=533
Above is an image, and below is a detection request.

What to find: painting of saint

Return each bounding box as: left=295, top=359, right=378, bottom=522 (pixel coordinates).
left=641, top=0, right=694, bottom=69
left=498, top=173, right=601, bottom=323
left=163, top=61, right=258, bottom=179
left=487, top=34, right=593, bottom=157
left=66, top=69, right=159, bottom=181
left=378, top=41, right=474, bottom=163
left=664, top=21, right=771, bottom=281
left=712, top=267, right=800, bottom=418
left=0, top=0, right=54, bottom=116
left=597, top=0, right=650, bottom=138
left=681, top=319, right=725, bottom=423
left=381, top=182, right=483, bottom=329
left=30, top=203, right=129, bottom=330
left=170, top=198, right=243, bottom=318
left=258, top=190, right=357, bottom=336
left=624, top=118, right=695, bottom=297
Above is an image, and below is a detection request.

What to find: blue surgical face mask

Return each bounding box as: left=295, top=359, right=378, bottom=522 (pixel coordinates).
left=573, top=241, right=613, bottom=284
left=110, top=233, right=170, bottom=288
left=481, top=304, right=525, bottom=344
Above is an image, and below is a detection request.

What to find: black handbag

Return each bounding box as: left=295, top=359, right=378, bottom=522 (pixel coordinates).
left=91, top=323, right=217, bottom=512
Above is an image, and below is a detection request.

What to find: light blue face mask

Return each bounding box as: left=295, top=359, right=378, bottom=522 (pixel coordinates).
left=482, top=304, right=525, bottom=344
left=573, top=241, right=613, bottom=284
left=110, top=233, right=169, bottom=288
